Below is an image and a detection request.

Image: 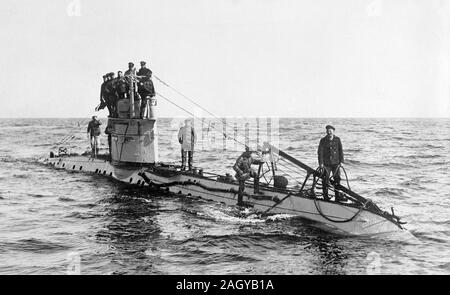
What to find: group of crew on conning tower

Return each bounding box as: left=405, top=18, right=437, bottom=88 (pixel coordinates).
left=96, top=61, right=155, bottom=119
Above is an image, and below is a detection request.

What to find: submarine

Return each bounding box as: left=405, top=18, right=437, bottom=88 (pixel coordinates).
left=41, top=69, right=407, bottom=236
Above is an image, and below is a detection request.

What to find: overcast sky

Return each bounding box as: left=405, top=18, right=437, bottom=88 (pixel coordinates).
left=0, top=0, right=448, bottom=118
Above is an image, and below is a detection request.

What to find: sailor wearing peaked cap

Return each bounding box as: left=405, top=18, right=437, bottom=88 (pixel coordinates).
left=318, top=124, right=345, bottom=201
left=137, top=61, right=152, bottom=79
left=125, top=62, right=136, bottom=76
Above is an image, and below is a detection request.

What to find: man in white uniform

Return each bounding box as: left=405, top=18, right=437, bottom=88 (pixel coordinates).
left=178, top=119, right=197, bottom=171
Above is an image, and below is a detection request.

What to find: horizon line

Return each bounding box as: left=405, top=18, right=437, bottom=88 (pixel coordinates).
left=0, top=116, right=449, bottom=119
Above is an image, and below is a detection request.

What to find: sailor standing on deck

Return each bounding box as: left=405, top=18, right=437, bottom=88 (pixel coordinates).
left=87, top=116, right=102, bottom=157
left=178, top=119, right=197, bottom=171
left=317, top=125, right=345, bottom=201
left=233, top=147, right=257, bottom=206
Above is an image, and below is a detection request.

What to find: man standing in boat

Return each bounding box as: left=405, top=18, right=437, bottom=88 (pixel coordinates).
left=178, top=119, right=197, bottom=171
left=317, top=125, right=345, bottom=201
left=233, top=147, right=257, bottom=206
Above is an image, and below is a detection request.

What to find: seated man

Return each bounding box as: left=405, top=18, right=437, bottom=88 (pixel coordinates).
left=233, top=148, right=258, bottom=206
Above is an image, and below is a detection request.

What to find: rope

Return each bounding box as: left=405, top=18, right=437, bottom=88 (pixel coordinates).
left=313, top=198, right=363, bottom=223
left=263, top=193, right=292, bottom=213
left=118, top=123, right=130, bottom=162
left=339, top=164, right=351, bottom=190
left=156, top=92, right=248, bottom=148
left=154, top=75, right=221, bottom=121
left=154, top=77, right=260, bottom=149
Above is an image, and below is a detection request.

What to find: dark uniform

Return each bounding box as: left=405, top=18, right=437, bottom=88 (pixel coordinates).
left=103, top=79, right=118, bottom=117
left=318, top=135, right=344, bottom=200
left=104, top=121, right=114, bottom=160
left=233, top=151, right=257, bottom=206
left=137, top=66, right=154, bottom=119
left=87, top=118, right=102, bottom=156
left=98, top=80, right=108, bottom=111
left=113, top=77, right=128, bottom=100
left=137, top=67, right=152, bottom=79
left=138, top=79, right=155, bottom=118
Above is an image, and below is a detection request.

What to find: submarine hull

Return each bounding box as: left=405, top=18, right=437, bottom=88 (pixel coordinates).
left=42, top=155, right=404, bottom=236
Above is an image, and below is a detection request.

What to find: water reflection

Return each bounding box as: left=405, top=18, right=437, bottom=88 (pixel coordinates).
left=93, top=184, right=164, bottom=274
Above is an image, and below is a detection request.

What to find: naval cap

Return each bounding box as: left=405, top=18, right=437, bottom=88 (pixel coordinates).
left=140, top=61, right=146, bottom=65
left=128, top=62, right=134, bottom=66
left=325, top=125, right=335, bottom=131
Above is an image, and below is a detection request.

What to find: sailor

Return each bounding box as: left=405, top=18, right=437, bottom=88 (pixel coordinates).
left=137, top=61, right=152, bottom=79
left=87, top=116, right=102, bottom=157
left=317, top=125, right=345, bottom=201
left=124, top=62, right=141, bottom=114
left=95, top=75, right=107, bottom=112
left=137, top=74, right=155, bottom=118
left=104, top=120, right=113, bottom=160
left=178, top=119, right=197, bottom=171
left=104, top=72, right=119, bottom=117
left=233, top=147, right=257, bottom=206
left=124, top=62, right=136, bottom=76
left=114, top=71, right=128, bottom=100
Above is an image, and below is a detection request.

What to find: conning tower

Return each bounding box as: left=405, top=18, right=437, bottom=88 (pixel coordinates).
left=108, top=73, right=158, bottom=165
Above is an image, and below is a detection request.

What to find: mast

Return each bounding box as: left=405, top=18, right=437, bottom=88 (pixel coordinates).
left=129, top=69, right=136, bottom=118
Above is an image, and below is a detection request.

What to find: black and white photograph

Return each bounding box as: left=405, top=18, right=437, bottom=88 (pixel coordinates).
left=0, top=0, right=449, bottom=280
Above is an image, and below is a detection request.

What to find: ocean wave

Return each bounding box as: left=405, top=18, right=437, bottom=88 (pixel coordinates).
left=76, top=203, right=97, bottom=209
left=197, top=207, right=266, bottom=224
left=345, top=148, right=363, bottom=153
left=410, top=231, right=448, bottom=244
left=344, top=159, right=414, bottom=169
left=400, top=154, right=442, bottom=160
left=374, top=187, right=406, bottom=197
left=344, top=159, right=363, bottom=165
left=1, top=238, right=71, bottom=253
left=28, top=193, right=55, bottom=198
left=0, top=156, right=17, bottom=163
left=399, top=181, right=426, bottom=189
left=58, top=197, right=75, bottom=202
left=66, top=212, right=101, bottom=219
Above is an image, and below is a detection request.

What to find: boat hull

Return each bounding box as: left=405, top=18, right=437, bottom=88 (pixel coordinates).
left=42, top=155, right=404, bottom=236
